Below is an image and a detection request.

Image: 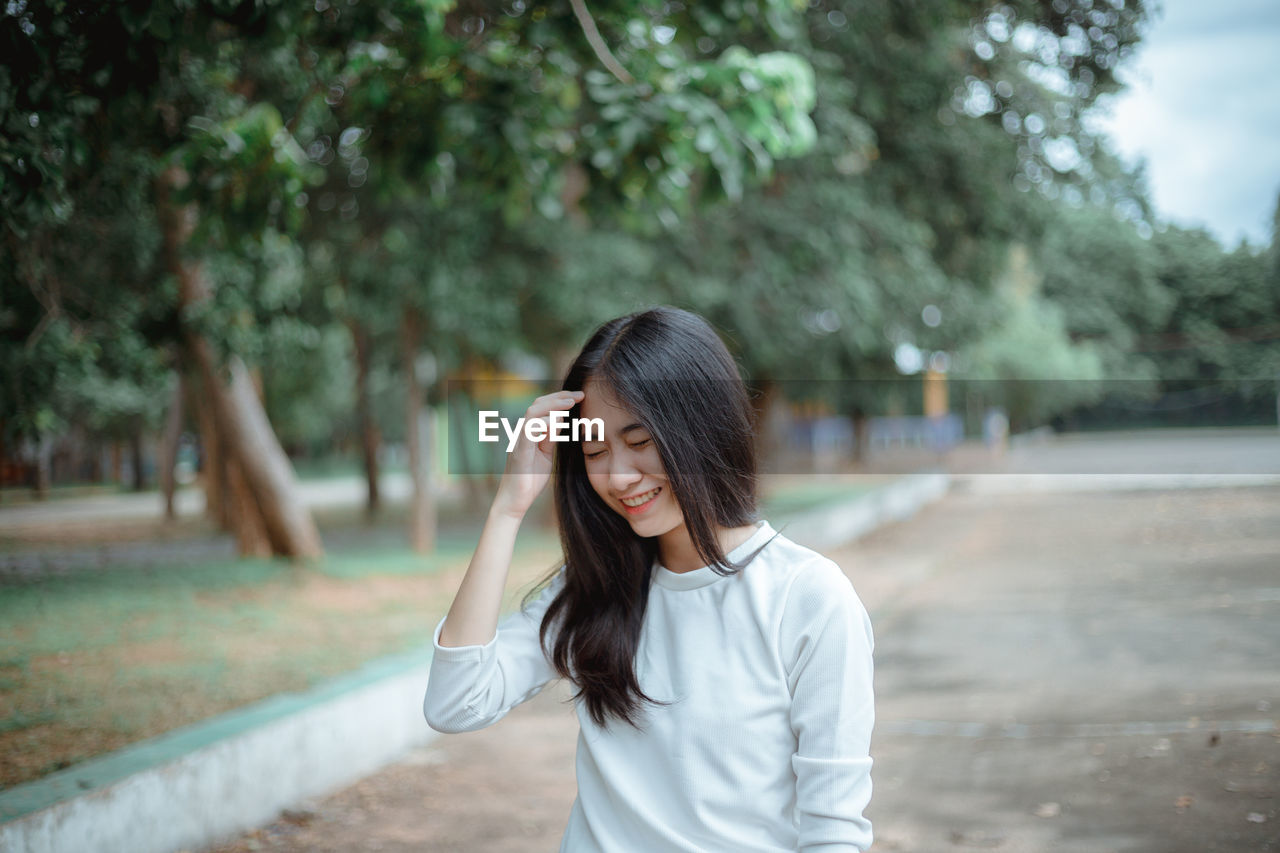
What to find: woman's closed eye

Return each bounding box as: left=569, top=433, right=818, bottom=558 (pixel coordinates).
left=584, top=438, right=650, bottom=459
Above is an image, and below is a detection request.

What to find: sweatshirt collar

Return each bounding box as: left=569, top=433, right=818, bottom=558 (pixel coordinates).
left=652, top=520, right=774, bottom=591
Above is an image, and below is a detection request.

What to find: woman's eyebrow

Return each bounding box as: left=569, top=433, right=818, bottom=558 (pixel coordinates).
left=582, top=424, right=646, bottom=443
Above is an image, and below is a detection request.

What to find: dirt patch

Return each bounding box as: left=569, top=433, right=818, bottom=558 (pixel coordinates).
left=201, top=684, right=581, bottom=853
left=3, top=515, right=221, bottom=547
left=0, top=723, right=137, bottom=785
left=108, top=640, right=189, bottom=667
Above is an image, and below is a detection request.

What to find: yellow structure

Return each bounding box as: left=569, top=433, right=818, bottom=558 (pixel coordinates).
left=923, top=369, right=948, bottom=418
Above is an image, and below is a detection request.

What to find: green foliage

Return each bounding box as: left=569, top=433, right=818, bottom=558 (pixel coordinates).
left=2, top=0, right=824, bottom=458
left=1147, top=225, right=1280, bottom=385
left=177, top=103, right=321, bottom=239
left=1, top=316, right=98, bottom=439
left=960, top=283, right=1107, bottom=426
left=3, top=0, right=1274, bottom=469
left=1037, top=202, right=1173, bottom=378
left=0, top=141, right=172, bottom=445
left=259, top=321, right=357, bottom=453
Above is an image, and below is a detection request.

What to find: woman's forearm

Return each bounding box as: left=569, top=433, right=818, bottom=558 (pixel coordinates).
left=436, top=389, right=579, bottom=648
left=437, top=505, right=525, bottom=648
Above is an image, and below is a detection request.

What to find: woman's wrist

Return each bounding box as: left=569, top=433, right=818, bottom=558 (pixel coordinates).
left=489, top=495, right=528, bottom=524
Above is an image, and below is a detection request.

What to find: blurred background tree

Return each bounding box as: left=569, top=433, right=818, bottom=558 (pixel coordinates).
left=4, top=0, right=1277, bottom=552
left=2, top=0, right=826, bottom=555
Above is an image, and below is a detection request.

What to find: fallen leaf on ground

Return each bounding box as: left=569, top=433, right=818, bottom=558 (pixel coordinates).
left=947, top=829, right=1005, bottom=848
left=1034, top=802, right=1061, bottom=818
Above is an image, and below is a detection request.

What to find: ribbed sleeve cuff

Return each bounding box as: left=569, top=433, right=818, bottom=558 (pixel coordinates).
left=431, top=615, right=498, bottom=663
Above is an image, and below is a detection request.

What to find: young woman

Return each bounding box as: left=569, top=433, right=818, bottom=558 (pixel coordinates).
left=423, top=307, right=875, bottom=852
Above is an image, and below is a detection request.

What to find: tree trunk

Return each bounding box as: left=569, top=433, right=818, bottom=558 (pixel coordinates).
left=346, top=317, right=381, bottom=517
left=88, top=438, right=102, bottom=483
left=128, top=429, right=145, bottom=491
left=158, top=166, right=323, bottom=560
left=852, top=409, right=870, bottom=468
left=402, top=310, right=436, bottom=553
left=448, top=379, right=486, bottom=514
left=34, top=434, right=52, bottom=499
left=110, top=441, right=123, bottom=485
left=191, top=375, right=230, bottom=528
left=226, top=451, right=272, bottom=557
left=159, top=370, right=185, bottom=520
left=206, top=351, right=324, bottom=558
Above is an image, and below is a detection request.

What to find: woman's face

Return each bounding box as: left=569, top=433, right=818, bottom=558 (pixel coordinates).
left=578, top=377, right=685, bottom=539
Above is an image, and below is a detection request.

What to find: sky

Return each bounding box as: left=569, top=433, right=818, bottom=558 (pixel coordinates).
left=1092, top=0, right=1280, bottom=247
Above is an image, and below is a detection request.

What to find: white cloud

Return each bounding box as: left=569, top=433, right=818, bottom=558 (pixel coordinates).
left=1092, top=0, right=1280, bottom=246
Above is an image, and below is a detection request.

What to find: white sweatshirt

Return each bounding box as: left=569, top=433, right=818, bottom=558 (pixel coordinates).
left=423, top=520, right=875, bottom=852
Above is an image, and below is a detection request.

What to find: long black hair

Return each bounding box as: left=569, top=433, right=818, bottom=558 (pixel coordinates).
left=535, top=306, right=766, bottom=728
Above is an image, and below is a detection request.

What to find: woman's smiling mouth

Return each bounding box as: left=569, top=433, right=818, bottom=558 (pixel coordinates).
left=620, top=486, right=662, bottom=514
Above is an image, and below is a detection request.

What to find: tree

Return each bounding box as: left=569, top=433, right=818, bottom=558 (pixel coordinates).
left=1148, top=225, right=1279, bottom=386
left=1036, top=202, right=1172, bottom=378
left=499, top=0, right=1153, bottom=425
left=284, top=0, right=825, bottom=547
left=3, top=0, right=823, bottom=552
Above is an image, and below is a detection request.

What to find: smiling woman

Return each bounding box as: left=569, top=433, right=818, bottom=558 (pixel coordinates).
left=423, top=306, right=876, bottom=853
left=577, top=380, right=685, bottom=537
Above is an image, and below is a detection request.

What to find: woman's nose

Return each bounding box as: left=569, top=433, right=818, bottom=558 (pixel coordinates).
left=609, top=457, right=642, bottom=492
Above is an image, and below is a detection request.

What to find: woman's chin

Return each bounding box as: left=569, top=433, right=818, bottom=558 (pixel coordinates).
left=626, top=512, right=683, bottom=540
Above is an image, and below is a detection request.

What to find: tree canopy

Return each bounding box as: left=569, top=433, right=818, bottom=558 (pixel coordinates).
left=4, top=0, right=1276, bottom=517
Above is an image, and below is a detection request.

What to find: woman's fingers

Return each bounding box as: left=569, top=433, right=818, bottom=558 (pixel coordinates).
left=524, top=389, right=584, bottom=421
left=505, top=389, right=585, bottom=463
left=518, top=391, right=585, bottom=454
left=494, top=391, right=585, bottom=514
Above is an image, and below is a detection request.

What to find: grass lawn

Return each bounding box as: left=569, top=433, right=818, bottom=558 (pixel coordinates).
left=0, top=475, right=881, bottom=790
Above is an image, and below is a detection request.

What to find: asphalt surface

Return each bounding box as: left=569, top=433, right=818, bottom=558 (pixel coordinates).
left=864, top=485, right=1279, bottom=853
left=200, top=480, right=1280, bottom=853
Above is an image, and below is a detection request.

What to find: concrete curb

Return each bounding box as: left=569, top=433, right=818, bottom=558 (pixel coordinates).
left=0, top=650, right=437, bottom=853
left=0, top=473, right=951, bottom=853
left=778, top=472, right=951, bottom=551
left=954, top=472, right=1280, bottom=495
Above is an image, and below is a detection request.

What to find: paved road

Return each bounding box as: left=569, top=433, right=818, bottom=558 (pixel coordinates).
left=0, top=473, right=418, bottom=534
left=202, top=483, right=1280, bottom=853
left=994, top=428, right=1280, bottom=475
left=864, top=486, right=1279, bottom=853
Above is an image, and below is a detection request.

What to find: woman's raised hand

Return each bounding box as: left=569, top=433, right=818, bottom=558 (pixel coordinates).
left=492, top=389, right=585, bottom=519
left=440, top=389, right=584, bottom=649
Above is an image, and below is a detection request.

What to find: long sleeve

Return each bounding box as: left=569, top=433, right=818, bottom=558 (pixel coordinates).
left=422, top=571, right=564, bottom=734
left=781, top=558, right=876, bottom=852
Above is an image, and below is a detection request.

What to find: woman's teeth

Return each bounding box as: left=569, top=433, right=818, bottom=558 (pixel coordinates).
left=622, top=487, right=661, bottom=507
